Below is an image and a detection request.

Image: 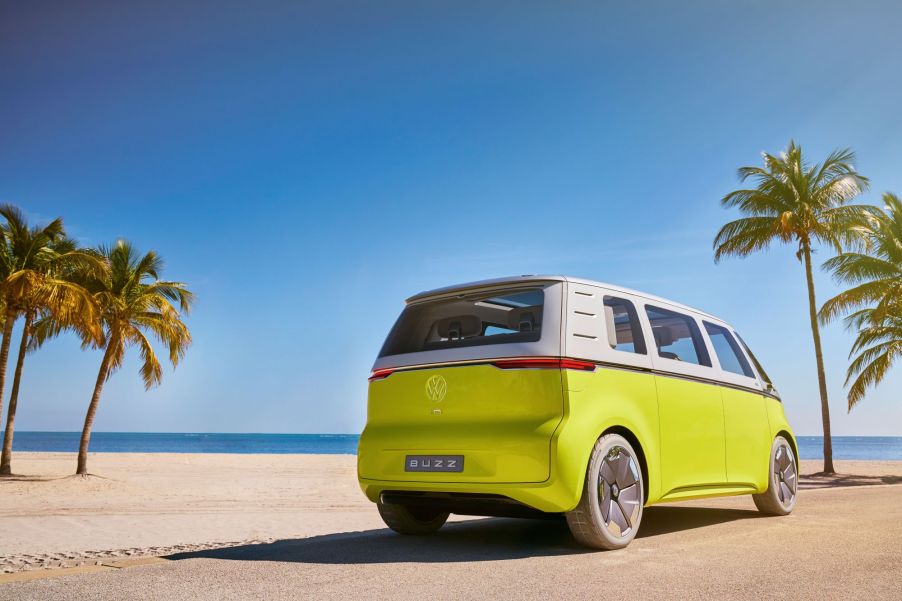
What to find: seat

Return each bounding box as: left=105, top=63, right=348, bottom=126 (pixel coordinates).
left=436, top=315, right=481, bottom=340
left=507, top=306, right=542, bottom=333
left=653, top=326, right=680, bottom=360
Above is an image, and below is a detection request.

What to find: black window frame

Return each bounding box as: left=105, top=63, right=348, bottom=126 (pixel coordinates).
left=603, top=296, right=647, bottom=355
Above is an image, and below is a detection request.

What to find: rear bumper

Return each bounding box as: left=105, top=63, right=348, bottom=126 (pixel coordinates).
left=378, top=491, right=559, bottom=519
left=358, top=464, right=582, bottom=514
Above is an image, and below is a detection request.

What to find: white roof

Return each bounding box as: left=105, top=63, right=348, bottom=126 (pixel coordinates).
left=407, top=274, right=720, bottom=321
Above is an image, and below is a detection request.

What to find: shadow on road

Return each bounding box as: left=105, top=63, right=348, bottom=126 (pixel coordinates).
left=799, top=473, right=902, bottom=489
left=165, top=505, right=761, bottom=564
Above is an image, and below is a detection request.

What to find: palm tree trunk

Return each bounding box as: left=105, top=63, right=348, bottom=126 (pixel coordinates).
left=77, top=339, right=116, bottom=475
left=0, top=308, right=17, bottom=461
left=801, top=242, right=835, bottom=474
left=0, top=311, right=33, bottom=476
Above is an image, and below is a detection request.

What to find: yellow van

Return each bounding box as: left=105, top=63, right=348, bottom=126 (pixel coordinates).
left=358, top=276, right=797, bottom=549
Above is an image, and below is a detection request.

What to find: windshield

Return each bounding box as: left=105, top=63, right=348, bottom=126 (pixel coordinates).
left=379, top=288, right=545, bottom=357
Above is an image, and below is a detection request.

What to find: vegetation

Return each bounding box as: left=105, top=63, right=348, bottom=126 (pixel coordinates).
left=820, top=192, right=902, bottom=408
left=30, top=240, right=194, bottom=475
left=713, top=141, right=876, bottom=474
left=0, top=205, right=192, bottom=476
left=0, top=206, right=102, bottom=476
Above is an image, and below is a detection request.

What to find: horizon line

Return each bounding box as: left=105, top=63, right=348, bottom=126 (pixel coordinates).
left=8, top=431, right=899, bottom=438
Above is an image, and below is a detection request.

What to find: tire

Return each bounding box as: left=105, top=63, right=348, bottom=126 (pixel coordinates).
left=753, top=435, right=798, bottom=516
left=566, top=434, right=645, bottom=550
left=377, top=501, right=449, bottom=535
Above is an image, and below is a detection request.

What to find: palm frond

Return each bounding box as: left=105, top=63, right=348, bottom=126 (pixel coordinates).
left=142, top=281, right=195, bottom=313
left=821, top=194, right=902, bottom=335
left=27, top=314, right=68, bottom=351
left=88, top=240, right=194, bottom=385
left=823, top=253, right=899, bottom=284
left=716, top=141, right=869, bottom=266
left=846, top=340, right=900, bottom=409
left=713, top=217, right=783, bottom=262
left=128, top=326, right=164, bottom=389
left=821, top=279, right=899, bottom=323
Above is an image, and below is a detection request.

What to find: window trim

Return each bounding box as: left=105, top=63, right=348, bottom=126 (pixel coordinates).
left=602, top=295, right=647, bottom=355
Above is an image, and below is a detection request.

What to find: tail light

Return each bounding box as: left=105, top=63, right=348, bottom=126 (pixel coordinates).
left=492, top=358, right=596, bottom=372
left=368, top=368, right=394, bottom=382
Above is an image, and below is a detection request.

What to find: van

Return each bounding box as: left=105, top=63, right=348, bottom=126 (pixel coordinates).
left=357, top=276, right=798, bottom=549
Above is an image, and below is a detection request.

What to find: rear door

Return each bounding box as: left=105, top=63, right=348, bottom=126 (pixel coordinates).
left=359, top=283, right=566, bottom=484
left=644, top=305, right=728, bottom=495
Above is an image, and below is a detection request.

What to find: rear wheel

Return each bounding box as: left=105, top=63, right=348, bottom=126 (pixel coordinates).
left=566, top=434, right=644, bottom=550
left=753, top=435, right=798, bottom=516
left=377, top=501, right=449, bottom=535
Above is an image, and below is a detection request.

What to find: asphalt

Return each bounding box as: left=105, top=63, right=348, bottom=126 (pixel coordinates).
left=2, top=483, right=900, bottom=600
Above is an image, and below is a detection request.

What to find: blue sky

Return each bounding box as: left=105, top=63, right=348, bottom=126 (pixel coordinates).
left=1, top=1, right=901, bottom=435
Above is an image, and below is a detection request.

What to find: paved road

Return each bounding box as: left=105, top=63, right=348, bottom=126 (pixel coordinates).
left=2, top=484, right=900, bottom=600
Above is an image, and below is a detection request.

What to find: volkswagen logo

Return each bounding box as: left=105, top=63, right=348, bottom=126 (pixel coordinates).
left=425, top=375, right=447, bottom=402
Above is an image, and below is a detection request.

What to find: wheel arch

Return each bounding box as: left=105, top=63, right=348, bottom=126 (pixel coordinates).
left=776, top=429, right=799, bottom=462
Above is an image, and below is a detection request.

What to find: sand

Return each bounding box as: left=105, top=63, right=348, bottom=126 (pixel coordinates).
left=0, top=453, right=380, bottom=568
left=1, top=453, right=900, bottom=599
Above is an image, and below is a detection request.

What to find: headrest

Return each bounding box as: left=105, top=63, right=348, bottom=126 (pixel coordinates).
left=653, top=326, right=674, bottom=348
left=437, top=315, right=481, bottom=339
left=507, top=306, right=542, bottom=332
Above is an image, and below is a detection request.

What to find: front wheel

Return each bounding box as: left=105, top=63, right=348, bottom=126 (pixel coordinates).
left=753, top=435, right=798, bottom=516
left=377, top=501, right=449, bottom=535
left=566, top=434, right=644, bottom=550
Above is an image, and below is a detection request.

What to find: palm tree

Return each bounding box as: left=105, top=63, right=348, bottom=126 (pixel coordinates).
left=32, top=240, right=193, bottom=475
left=0, top=205, right=102, bottom=476
left=820, top=192, right=902, bottom=408
left=713, top=141, right=875, bottom=474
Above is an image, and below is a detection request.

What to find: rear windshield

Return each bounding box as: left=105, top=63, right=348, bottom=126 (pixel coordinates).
left=379, top=288, right=545, bottom=357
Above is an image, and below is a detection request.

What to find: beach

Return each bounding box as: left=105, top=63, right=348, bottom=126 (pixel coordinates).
left=1, top=453, right=901, bottom=599
left=0, top=453, right=376, bottom=564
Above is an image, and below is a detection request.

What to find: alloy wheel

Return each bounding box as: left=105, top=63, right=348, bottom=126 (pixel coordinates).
left=598, top=446, right=642, bottom=537
left=774, top=443, right=797, bottom=508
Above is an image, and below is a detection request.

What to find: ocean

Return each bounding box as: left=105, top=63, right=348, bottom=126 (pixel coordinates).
left=7, top=432, right=902, bottom=460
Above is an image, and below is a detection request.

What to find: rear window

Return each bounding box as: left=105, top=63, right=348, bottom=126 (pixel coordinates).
left=379, top=288, right=545, bottom=357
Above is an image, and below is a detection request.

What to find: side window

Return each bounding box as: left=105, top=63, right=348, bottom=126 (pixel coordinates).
left=644, top=306, right=712, bottom=367
left=735, top=333, right=773, bottom=385
left=603, top=296, right=647, bottom=354
left=703, top=322, right=755, bottom=377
